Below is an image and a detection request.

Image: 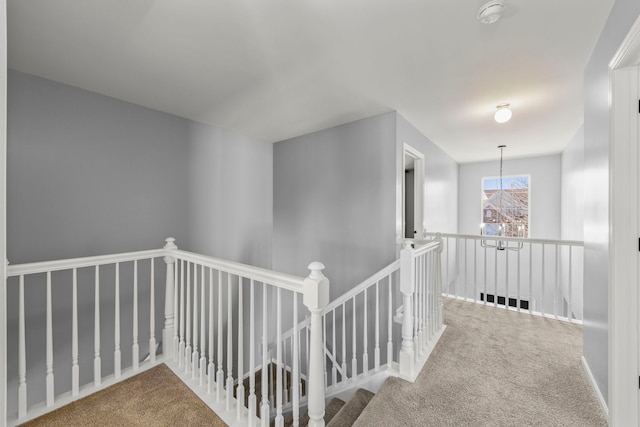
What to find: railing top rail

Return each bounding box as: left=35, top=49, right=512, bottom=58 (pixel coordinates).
left=323, top=258, right=400, bottom=314
left=172, top=249, right=307, bottom=294
left=7, top=248, right=166, bottom=277
left=412, top=239, right=441, bottom=256
left=423, top=232, right=584, bottom=247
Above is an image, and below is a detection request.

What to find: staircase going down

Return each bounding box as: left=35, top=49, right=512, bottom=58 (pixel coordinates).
left=283, top=388, right=374, bottom=427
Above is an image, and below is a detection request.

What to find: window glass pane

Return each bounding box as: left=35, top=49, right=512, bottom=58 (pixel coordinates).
left=481, top=175, right=529, bottom=237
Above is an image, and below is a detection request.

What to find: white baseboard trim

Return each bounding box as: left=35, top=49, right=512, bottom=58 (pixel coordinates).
left=581, top=355, right=609, bottom=423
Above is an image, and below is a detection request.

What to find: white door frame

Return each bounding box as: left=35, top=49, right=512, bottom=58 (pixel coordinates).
left=609, top=13, right=640, bottom=427
left=402, top=143, right=425, bottom=240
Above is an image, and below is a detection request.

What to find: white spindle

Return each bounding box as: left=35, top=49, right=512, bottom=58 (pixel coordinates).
left=249, top=280, right=256, bottom=426
left=363, top=289, right=368, bottom=375
left=261, top=282, right=270, bottom=425
left=292, top=293, right=299, bottom=426
left=46, top=271, right=54, bottom=406
left=216, top=270, right=224, bottom=403
left=275, top=288, right=283, bottom=426
left=192, top=264, right=199, bottom=379
left=150, top=259, right=156, bottom=363
left=208, top=268, right=215, bottom=394
left=483, top=244, right=487, bottom=305
left=72, top=268, right=79, bottom=395
left=200, top=266, right=207, bottom=385
left=332, top=309, right=337, bottom=385
left=341, top=303, right=347, bottom=380
left=473, top=239, right=478, bottom=302
left=179, top=260, right=186, bottom=368
left=375, top=281, right=380, bottom=371
left=351, top=297, right=357, bottom=378
left=541, top=244, right=546, bottom=315
left=18, top=275, right=26, bottom=419
left=185, top=262, right=192, bottom=373
left=94, top=266, right=101, bottom=387
left=163, top=238, right=177, bottom=362
left=517, top=245, right=522, bottom=312
left=114, top=263, right=121, bottom=378
left=493, top=245, right=498, bottom=308
left=237, top=277, right=245, bottom=421
left=554, top=245, right=559, bottom=319
left=226, top=273, right=233, bottom=411
left=387, top=275, right=393, bottom=367
left=132, top=260, right=139, bottom=370
left=568, top=246, right=573, bottom=320
left=173, top=257, right=180, bottom=362
left=529, top=244, right=533, bottom=314
left=506, top=244, right=510, bottom=311
left=323, top=313, right=327, bottom=385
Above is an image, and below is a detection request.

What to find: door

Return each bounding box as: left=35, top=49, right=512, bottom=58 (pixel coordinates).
left=403, top=144, right=425, bottom=240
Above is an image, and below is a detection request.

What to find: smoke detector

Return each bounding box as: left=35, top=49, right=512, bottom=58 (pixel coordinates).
left=477, top=0, right=504, bottom=24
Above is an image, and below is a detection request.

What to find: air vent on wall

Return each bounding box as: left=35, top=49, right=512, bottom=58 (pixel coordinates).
left=480, top=292, right=529, bottom=310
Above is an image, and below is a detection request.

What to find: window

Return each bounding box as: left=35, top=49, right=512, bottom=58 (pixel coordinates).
left=481, top=175, right=529, bottom=237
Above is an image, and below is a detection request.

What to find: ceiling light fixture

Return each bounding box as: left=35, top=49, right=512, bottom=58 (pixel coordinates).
left=494, top=104, right=512, bottom=123
left=477, top=0, right=504, bottom=24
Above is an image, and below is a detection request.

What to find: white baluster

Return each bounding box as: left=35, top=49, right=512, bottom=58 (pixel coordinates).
left=200, top=266, right=206, bottom=386
left=185, top=262, right=191, bottom=374
left=375, top=281, right=380, bottom=371
left=541, top=244, right=546, bottom=316
left=46, top=272, right=54, bottom=406
left=275, top=287, right=283, bottom=426
left=323, top=313, right=327, bottom=386
left=18, top=275, right=26, bottom=419
left=413, top=260, right=419, bottom=360
left=237, top=277, right=245, bottom=421
left=554, top=245, right=559, bottom=319
left=179, top=260, right=186, bottom=368
left=341, top=303, right=347, bottom=381
left=72, top=268, right=79, bottom=395
left=216, top=270, right=224, bottom=403
left=303, top=262, right=329, bottom=427
left=529, top=244, right=533, bottom=314
left=568, top=246, right=573, bottom=321
left=173, top=255, right=179, bottom=363
left=163, top=237, right=177, bottom=362
left=248, top=280, right=256, bottom=426
left=399, top=243, right=415, bottom=378
left=115, top=263, right=121, bottom=378
left=192, top=265, right=199, bottom=380
left=331, top=309, right=337, bottom=385
left=292, top=293, right=299, bottom=426
left=226, top=273, right=233, bottom=411
left=133, top=260, right=139, bottom=370
left=387, top=274, right=393, bottom=367
left=517, top=245, right=522, bottom=313
left=94, top=266, right=101, bottom=386
left=261, top=282, right=269, bottom=426
left=364, top=289, right=369, bottom=375
left=149, top=259, right=156, bottom=363
left=208, top=268, right=215, bottom=394
left=351, top=297, right=357, bottom=379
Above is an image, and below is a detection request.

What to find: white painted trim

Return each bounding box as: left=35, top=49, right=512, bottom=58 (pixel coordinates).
left=0, top=1, right=7, bottom=424
left=583, top=356, right=610, bottom=422
left=402, top=143, right=426, bottom=241
left=609, top=13, right=640, bottom=427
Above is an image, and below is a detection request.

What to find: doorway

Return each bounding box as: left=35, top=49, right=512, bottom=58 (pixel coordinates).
left=402, top=144, right=425, bottom=240
left=609, top=13, right=640, bottom=426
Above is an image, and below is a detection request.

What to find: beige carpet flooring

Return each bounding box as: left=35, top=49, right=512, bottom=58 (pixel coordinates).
left=20, top=364, right=227, bottom=427
left=353, top=298, right=608, bottom=427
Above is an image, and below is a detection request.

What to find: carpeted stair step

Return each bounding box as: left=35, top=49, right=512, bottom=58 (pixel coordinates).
left=326, top=388, right=374, bottom=427
left=283, top=397, right=345, bottom=427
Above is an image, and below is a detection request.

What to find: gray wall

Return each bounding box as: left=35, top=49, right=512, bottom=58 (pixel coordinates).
left=7, top=71, right=190, bottom=263
left=583, top=0, right=640, bottom=404
left=561, top=126, right=584, bottom=241
left=273, top=112, right=398, bottom=299
left=458, top=154, right=561, bottom=240
left=397, top=114, right=458, bottom=236
left=187, top=121, right=272, bottom=268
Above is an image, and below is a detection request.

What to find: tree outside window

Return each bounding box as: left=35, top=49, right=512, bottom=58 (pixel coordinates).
left=481, top=175, right=529, bottom=237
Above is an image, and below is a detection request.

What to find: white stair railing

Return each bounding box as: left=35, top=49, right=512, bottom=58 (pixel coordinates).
left=426, top=232, right=584, bottom=323
left=5, top=238, right=329, bottom=427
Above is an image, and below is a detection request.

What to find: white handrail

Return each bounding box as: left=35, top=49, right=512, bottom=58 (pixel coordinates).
left=7, top=249, right=164, bottom=276
left=423, top=232, right=584, bottom=247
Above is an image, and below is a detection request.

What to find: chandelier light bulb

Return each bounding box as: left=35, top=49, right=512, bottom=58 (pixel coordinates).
left=494, top=104, right=512, bottom=123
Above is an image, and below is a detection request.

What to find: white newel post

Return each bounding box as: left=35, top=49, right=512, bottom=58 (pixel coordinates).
left=163, top=238, right=177, bottom=360
left=399, top=241, right=415, bottom=378
left=303, top=262, right=329, bottom=427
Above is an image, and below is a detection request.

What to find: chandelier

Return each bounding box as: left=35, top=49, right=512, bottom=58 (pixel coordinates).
left=480, top=145, right=524, bottom=251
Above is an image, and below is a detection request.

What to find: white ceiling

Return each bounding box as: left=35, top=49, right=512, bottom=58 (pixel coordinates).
left=7, top=0, right=615, bottom=163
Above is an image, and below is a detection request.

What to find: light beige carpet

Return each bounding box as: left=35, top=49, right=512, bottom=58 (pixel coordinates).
left=354, top=298, right=608, bottom=427
left=21, top=363, right=227, bottom=427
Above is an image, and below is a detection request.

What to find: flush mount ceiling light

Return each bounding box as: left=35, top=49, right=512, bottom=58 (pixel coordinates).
left=494, top=104, right=512, bottom=123
left=477, top=0, right=504, bottom=24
